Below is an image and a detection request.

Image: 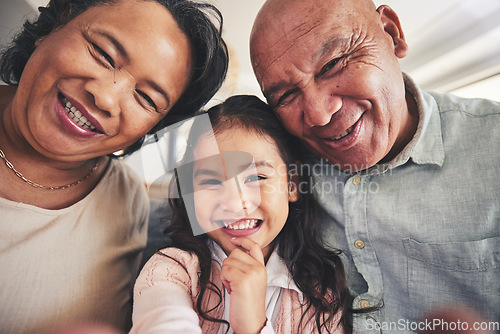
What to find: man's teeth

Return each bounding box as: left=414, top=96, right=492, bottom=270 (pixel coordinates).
left=222, top=219, right=260, bottom=230
left=63, top=98, right=96, bottom=131
left=332, top=125, right=354, bottom=140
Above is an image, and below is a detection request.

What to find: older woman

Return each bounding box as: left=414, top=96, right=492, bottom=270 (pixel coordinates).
left=0, top=0, right=227, bottom=332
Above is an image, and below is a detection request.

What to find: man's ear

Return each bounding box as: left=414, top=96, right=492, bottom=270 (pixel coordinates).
left=288, top=174, right=299, bottom=203
left=377, top=5, right=408, bottom=59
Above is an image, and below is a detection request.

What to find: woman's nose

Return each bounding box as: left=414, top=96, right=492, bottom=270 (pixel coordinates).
left=84, top=71, right=133, bottom=117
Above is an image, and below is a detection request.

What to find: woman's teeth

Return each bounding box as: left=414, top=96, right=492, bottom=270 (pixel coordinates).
left=331, top=125, right=354, bottom=140
left=222, top=219, right=260, bottom=230
left=62, top=98, right=96, bottom=131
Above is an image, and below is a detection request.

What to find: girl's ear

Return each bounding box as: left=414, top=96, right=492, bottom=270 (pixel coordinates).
left=288, top=174, right=299, bottom=202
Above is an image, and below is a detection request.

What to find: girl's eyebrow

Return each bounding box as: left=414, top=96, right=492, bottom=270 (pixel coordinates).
left=193, top=168, right=220, bottom=178
left=253, top=160, right=274, bottom=169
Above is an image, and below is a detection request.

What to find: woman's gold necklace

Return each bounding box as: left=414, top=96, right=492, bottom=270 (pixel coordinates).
left=0, top=148, right=98, bottom=190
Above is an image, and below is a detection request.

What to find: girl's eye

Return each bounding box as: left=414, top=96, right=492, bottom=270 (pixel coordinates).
left=245, top=174, right=266, bottom=184
left=92, top=43, right=115, bottom=68
left=199, top=179, right=222, bottom=187
left=136, top=90, right=158, bottom=112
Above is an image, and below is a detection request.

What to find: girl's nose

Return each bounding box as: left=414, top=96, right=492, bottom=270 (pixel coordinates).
left=219, top=178, right=249, bottom=213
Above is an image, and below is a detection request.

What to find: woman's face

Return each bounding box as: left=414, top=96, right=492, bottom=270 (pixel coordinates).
left=12, top=0, right=192, bottom=161
left=192, top=127, right=298, bottom=261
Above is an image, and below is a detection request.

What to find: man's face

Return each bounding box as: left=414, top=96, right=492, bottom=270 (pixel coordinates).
left=251, top=0, right=412, bottom=171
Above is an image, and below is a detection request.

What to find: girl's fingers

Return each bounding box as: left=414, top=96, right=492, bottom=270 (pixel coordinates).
left=222, top=279, right=232, bottom=294
left=230, top=237, right=265, bottom=265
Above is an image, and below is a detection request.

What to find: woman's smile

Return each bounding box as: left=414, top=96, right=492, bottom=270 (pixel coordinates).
left=55, top=93, right=104, bottom=138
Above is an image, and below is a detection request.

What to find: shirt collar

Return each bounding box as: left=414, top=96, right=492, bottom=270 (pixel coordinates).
left=364, top=74, right=444, bottom=174
left=403, top=73, right=444, bottom=168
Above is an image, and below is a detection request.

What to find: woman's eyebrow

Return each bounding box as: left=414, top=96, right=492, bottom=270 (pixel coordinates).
left=145, top=79, right=170, bottom=108
left=94, top=30, right=129, bottom=61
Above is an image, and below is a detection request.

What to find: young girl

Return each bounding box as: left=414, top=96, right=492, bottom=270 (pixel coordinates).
left=131, top=95, right=350, bottom=334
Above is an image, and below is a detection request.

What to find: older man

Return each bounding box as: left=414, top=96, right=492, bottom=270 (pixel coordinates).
left=250, top=0, right=499, bottom=332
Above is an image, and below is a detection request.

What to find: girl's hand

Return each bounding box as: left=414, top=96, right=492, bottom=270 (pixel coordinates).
left=220, top=237, right=267, bottom=334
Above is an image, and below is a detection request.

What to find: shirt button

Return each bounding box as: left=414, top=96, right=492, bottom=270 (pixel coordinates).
left=360, top=300, right=370, bottom=308
left=352, top=176, right=361, bottom=185
left=354, top=240, right=365, bottom=249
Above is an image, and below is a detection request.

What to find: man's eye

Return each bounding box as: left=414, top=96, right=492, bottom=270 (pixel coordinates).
left=276, top=89, right=297, bottom=107
left=136, top=90, right=158, bottom=112
left=318, top=57, right=341, bottom=77
left=245, top=174, right=266, bottom=183
left=92, top=43, right=115, bottom=68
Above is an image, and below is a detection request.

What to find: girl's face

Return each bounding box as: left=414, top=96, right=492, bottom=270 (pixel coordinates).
left=192, top=127, right=298, bottom=261
left=11, top=0, right=192, bottom=162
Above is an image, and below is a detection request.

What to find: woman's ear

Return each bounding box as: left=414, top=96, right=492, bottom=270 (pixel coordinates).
left=377, top=5, right=408, bottom=59
left=35, top=3, right=72, bottom=48
left=34, top=37, right=44, bottom=47
left=288, top=174, right=299, bottom=203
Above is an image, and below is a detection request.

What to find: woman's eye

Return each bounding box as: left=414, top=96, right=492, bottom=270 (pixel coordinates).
left=136, top=90, right=158, bottom=112
left=92, top=43, right=115, bottom=68
left=245, top=174, right=266, bottom=184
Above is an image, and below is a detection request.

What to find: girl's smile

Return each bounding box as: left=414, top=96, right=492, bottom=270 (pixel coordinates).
left=217, top=218, right=263, bottom=237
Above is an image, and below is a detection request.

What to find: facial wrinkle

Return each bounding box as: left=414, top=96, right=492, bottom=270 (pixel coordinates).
left=260, top=21, right=321, bottom=74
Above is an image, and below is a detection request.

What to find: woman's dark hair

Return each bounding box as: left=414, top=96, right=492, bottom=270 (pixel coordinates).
left=0, top=0, right=228, bottom=157
left=165, top=95, right=354, bottom=333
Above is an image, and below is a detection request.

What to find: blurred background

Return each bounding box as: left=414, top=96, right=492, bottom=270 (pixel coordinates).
left=1, top=0, right=499, bottom=194
left=2, top=0, right=500, bottom=101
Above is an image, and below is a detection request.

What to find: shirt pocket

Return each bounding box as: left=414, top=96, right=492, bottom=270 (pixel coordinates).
left=402, top=237, right=500, bottom=321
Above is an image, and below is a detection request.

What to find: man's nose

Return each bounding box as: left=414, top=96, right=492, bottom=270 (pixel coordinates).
left=84, top=70, right=134, bottom=117
left=302, top=85, right=342, bottom=127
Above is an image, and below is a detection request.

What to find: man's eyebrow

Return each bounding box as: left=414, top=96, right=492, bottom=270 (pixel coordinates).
left=263, top=81, right=292, bottom=102
left=314, top=36, right=350, bottom=61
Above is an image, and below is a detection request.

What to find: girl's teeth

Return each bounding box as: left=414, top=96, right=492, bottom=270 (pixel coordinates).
left=222, top=219, right=259, bottom=230
left=62, top=97, right=96, bottom=131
